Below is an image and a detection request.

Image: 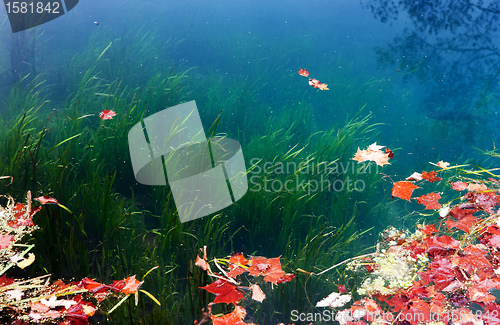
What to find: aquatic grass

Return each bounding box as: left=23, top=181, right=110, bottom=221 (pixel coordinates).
left=141, top=68, right=194, bottom=115
left=0, top=76, right=51, bottom=196
left=229, top=109, right=383, bottom=256
left=0, top=23, right=401, bottom=324
left=246, top=218, right=369, bottom=324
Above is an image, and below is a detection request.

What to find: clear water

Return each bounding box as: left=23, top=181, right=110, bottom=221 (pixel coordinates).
left=1, top=0, right=499, bottom=323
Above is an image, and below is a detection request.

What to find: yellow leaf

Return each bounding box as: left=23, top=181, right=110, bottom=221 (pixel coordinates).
left=17, top=253, right=35, bottom=269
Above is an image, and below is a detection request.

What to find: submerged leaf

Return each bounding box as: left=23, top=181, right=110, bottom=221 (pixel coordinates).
left=200, top=279, right=245, bottom=305
left=99, top=110, right=117, bottom=120
left=417, top=192, right=442, bottom=210
left=34, top=196, right=59, bottom=205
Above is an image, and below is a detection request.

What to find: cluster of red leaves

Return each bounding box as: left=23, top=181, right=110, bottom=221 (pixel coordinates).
left=330, top=160, right=500, bottom=325
left=391, top=163, right=499, bottom=215
left=298, top=68, right=329, bottom=90
left=6, top=275, right=144, bottom=325
left=195, top=247, right=296, bottom=325
left=0, top=191, right=144, bottom=325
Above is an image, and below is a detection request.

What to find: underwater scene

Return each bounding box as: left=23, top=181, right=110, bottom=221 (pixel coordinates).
left=1, top=0, right=500, bottom=324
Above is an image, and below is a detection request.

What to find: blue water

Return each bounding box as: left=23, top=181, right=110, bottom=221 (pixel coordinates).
left=2, top=0, right=500, bottom=322
left=1, top=0, right=499, bottom=214
left=2, top=0, right=497, bottom=161
left=33, top=0, right=496, bottom=165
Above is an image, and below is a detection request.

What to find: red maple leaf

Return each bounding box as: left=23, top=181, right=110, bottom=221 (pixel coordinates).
left=468, top=279, right=500, bottom=304
left=298, top=68, right=309, bottom=77
left=418, top=224, right=437, bottom=235
left=422, top=170, right=442, bottom=183
left=423, top=235, right=460, bottom=256
left=419, top=256, right=456, bottom=290
left=65, top=295, right=96, bottom=325
left=392, top=181, right=419, bottom=201
left=401, top=299, right=432, bottom=325
left=78, top=278, right=110, bottom=293
left=384, top=293, right=408, bottom=312
left=444, top=215, right=480, bottom=233
left=99, top=110, right=117, bottom=120
left=34, top=196, right=59, bottom=204
left=449, top=206, right=475, bottom=220
left=276, top=273, right=296, bottom=284
left=459, top=192, right=498, bottom=213
left=479, top=225, right=500, bottom=248
left=453, top=246, right=492, bottom=277
left=417, top=192, right=441, bottom=209
left=200, top=279, right=245, bottom=305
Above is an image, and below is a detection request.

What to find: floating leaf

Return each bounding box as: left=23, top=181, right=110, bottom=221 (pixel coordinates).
left=392, top=181, right=419, bottom=201
left=121, top=275, right=143, bottom=295
left=298, top=68, right=309, bottom=77
left=353, top=142, right=391, bottom=167
left=422, top=170, right=442, bottom=183
left=17, top=253, right=35, bottom=269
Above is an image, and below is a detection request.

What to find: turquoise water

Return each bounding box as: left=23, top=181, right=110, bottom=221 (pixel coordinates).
left=1, top=0, right=499, bottom=323
left=3, top=0, right=498, bottom=162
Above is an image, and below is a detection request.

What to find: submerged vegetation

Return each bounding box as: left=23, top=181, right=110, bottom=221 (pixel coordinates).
left=2, top=21, right=492, bottom=324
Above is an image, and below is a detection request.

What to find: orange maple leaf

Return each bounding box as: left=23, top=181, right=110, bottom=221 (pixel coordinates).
left=352, top=143, right=391, bottom=167
left=227, top=253, right=249, bottom=278
left=422, top=170, right=442, bottom=183
left=211, top=305, right=254, bottom=325
left=121, top=275, right=143, bottom=295
left=392, top=181, right=419, bottom=201
left=248, top=257, right=287, bottom=284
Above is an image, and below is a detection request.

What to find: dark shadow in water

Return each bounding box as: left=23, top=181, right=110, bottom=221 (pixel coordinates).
left=10, top=30, right=36, bottom=83
left=362, top=0, right=500, bottom=114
